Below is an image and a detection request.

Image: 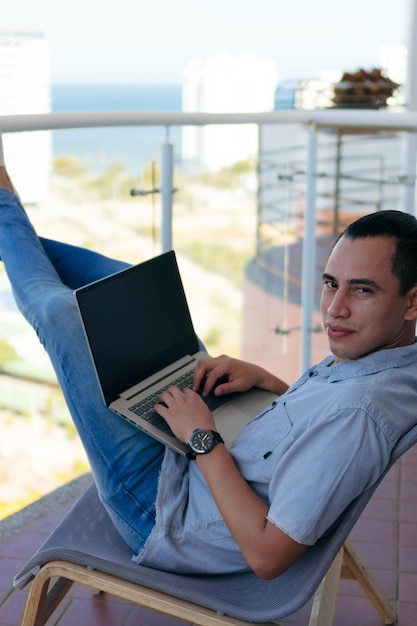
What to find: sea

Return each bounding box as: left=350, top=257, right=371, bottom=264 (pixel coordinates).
left=51, top=83, right=183, bottom=175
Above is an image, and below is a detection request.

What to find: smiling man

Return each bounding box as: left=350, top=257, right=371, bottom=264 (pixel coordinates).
left=322, top=232, right=417, bottom=363
left=155, top=211, right=417, bottom=578
left=1, top=139, right=417, bottom=582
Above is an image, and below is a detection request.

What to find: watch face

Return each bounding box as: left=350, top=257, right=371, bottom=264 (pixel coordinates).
left=191, top=429, right=214, bottom=453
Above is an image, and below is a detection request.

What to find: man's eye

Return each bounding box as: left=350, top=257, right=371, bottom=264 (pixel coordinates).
left=323, top=280, right=337, bottom=290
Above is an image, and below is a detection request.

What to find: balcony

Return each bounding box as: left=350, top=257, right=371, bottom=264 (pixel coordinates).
left=1, top=109, right=417, bottom=625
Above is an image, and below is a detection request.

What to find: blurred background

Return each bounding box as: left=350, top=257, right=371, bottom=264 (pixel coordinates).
left=0, top=0, right=412, bottom=517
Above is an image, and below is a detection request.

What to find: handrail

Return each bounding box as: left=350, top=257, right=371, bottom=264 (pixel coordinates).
left=1, top=108, right=417, bottom=133
left=1, top=107, right=416, bottom=371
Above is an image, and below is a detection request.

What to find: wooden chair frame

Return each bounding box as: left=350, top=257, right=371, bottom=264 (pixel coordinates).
left=19, top=537, right=395, bottom=626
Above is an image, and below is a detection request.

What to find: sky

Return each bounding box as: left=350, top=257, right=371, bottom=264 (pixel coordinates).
left=4, top=0, right=410, bottom=85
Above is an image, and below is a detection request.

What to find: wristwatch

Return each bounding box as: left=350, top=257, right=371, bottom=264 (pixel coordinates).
left=186, top=429, right=224, bottom=460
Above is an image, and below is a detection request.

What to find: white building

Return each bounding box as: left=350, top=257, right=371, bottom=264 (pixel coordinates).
left=182, top=52, right=278, bottom=171
left=0, top=30, right=52, bottom=203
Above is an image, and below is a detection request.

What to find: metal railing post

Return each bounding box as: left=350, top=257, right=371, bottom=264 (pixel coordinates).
left=301, top=123, right=318, bottom=372
left=160, top=141, right=173, bottom=252
left=404, top=0, right=417, bottom=216
left=403, top=132, right=417, bottom=215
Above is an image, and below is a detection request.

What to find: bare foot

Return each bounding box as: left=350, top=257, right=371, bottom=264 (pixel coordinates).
left=0, top=133, right=20, bottom=197
left=0, top=166, right=15, bottom=193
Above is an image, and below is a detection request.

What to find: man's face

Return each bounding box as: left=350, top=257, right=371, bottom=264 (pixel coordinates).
left=321, top=235, right=417, bottom=364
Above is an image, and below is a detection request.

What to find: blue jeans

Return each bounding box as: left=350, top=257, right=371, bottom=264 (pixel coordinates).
left=0, top=189, right=164, bottom=552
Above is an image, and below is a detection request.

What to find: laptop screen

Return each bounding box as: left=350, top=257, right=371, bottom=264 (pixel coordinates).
left=75, top=251, right=199, bottom=405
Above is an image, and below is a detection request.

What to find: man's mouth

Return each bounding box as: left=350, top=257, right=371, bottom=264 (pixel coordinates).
left=326, top=324, right=354, bottom=340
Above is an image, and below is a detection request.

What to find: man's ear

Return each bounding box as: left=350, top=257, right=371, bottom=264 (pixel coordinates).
left=404, top=286, right=417, bottom=320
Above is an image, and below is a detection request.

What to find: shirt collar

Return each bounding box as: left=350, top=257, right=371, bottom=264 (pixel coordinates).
left=312, top=340, right=417, bottom=382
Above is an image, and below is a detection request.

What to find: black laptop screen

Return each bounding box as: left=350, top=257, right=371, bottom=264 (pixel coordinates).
left=75, top=251, right=199, bottom=405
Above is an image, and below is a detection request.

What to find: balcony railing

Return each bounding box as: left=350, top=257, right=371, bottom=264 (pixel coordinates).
left=1, top=108, right=417, bottom=372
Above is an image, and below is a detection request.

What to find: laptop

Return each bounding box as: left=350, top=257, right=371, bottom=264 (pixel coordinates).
left=75, top=250, right=277, bottom=456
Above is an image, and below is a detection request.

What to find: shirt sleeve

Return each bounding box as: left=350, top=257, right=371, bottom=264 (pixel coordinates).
left=266, top=405, right=391, bottom=545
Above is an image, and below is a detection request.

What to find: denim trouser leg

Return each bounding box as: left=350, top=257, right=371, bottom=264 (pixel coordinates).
left=37, top=237, right=131, bottom=288
left=0, top=190, right=163, bottom=552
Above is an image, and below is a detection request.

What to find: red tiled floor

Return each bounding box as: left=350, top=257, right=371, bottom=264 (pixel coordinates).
left=1, top=446, right=417, bottom=625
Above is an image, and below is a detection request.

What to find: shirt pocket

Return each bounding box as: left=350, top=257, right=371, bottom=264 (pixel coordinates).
left=235, top=403, right=293, bottom=460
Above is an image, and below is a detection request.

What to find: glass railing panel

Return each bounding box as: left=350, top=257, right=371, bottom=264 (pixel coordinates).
left=0, top=125, right=258, bottom=516
left=252, top=125, right=412, bottom=381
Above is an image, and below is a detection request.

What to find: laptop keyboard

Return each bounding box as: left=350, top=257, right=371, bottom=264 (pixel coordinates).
left=128, top=370, right=228, bottom=437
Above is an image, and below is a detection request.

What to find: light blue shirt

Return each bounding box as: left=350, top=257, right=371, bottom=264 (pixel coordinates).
left=134, top=342, right=417, bottom=574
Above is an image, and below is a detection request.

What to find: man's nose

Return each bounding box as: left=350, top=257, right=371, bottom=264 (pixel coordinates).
left=327, top=289, right=349, bottom=317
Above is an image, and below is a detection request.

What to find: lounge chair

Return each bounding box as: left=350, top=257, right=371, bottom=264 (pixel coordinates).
left=15, top=422, right=417, bottom=626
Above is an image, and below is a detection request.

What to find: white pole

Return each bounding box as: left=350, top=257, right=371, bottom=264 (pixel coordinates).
left=301, top=124, right=318, bottom=373
left=404, top=0, right=417, bottom=215
left=161, top=142, right=173, bottom=252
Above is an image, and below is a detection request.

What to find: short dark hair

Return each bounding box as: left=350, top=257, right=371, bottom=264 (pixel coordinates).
left=341, top=210, right=417, bottom=296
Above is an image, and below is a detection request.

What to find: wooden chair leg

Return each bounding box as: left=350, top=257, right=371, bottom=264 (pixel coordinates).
left=308, top=547, right=343, bottom=626
left=342, top=539, right=396, bottom=624
left=20, top=568, right=74, bottom=626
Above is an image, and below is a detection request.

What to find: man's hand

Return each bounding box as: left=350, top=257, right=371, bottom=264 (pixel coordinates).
left=193, top=355, right=290, bottom=398
left=155, top=386, right=216, bottom=443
